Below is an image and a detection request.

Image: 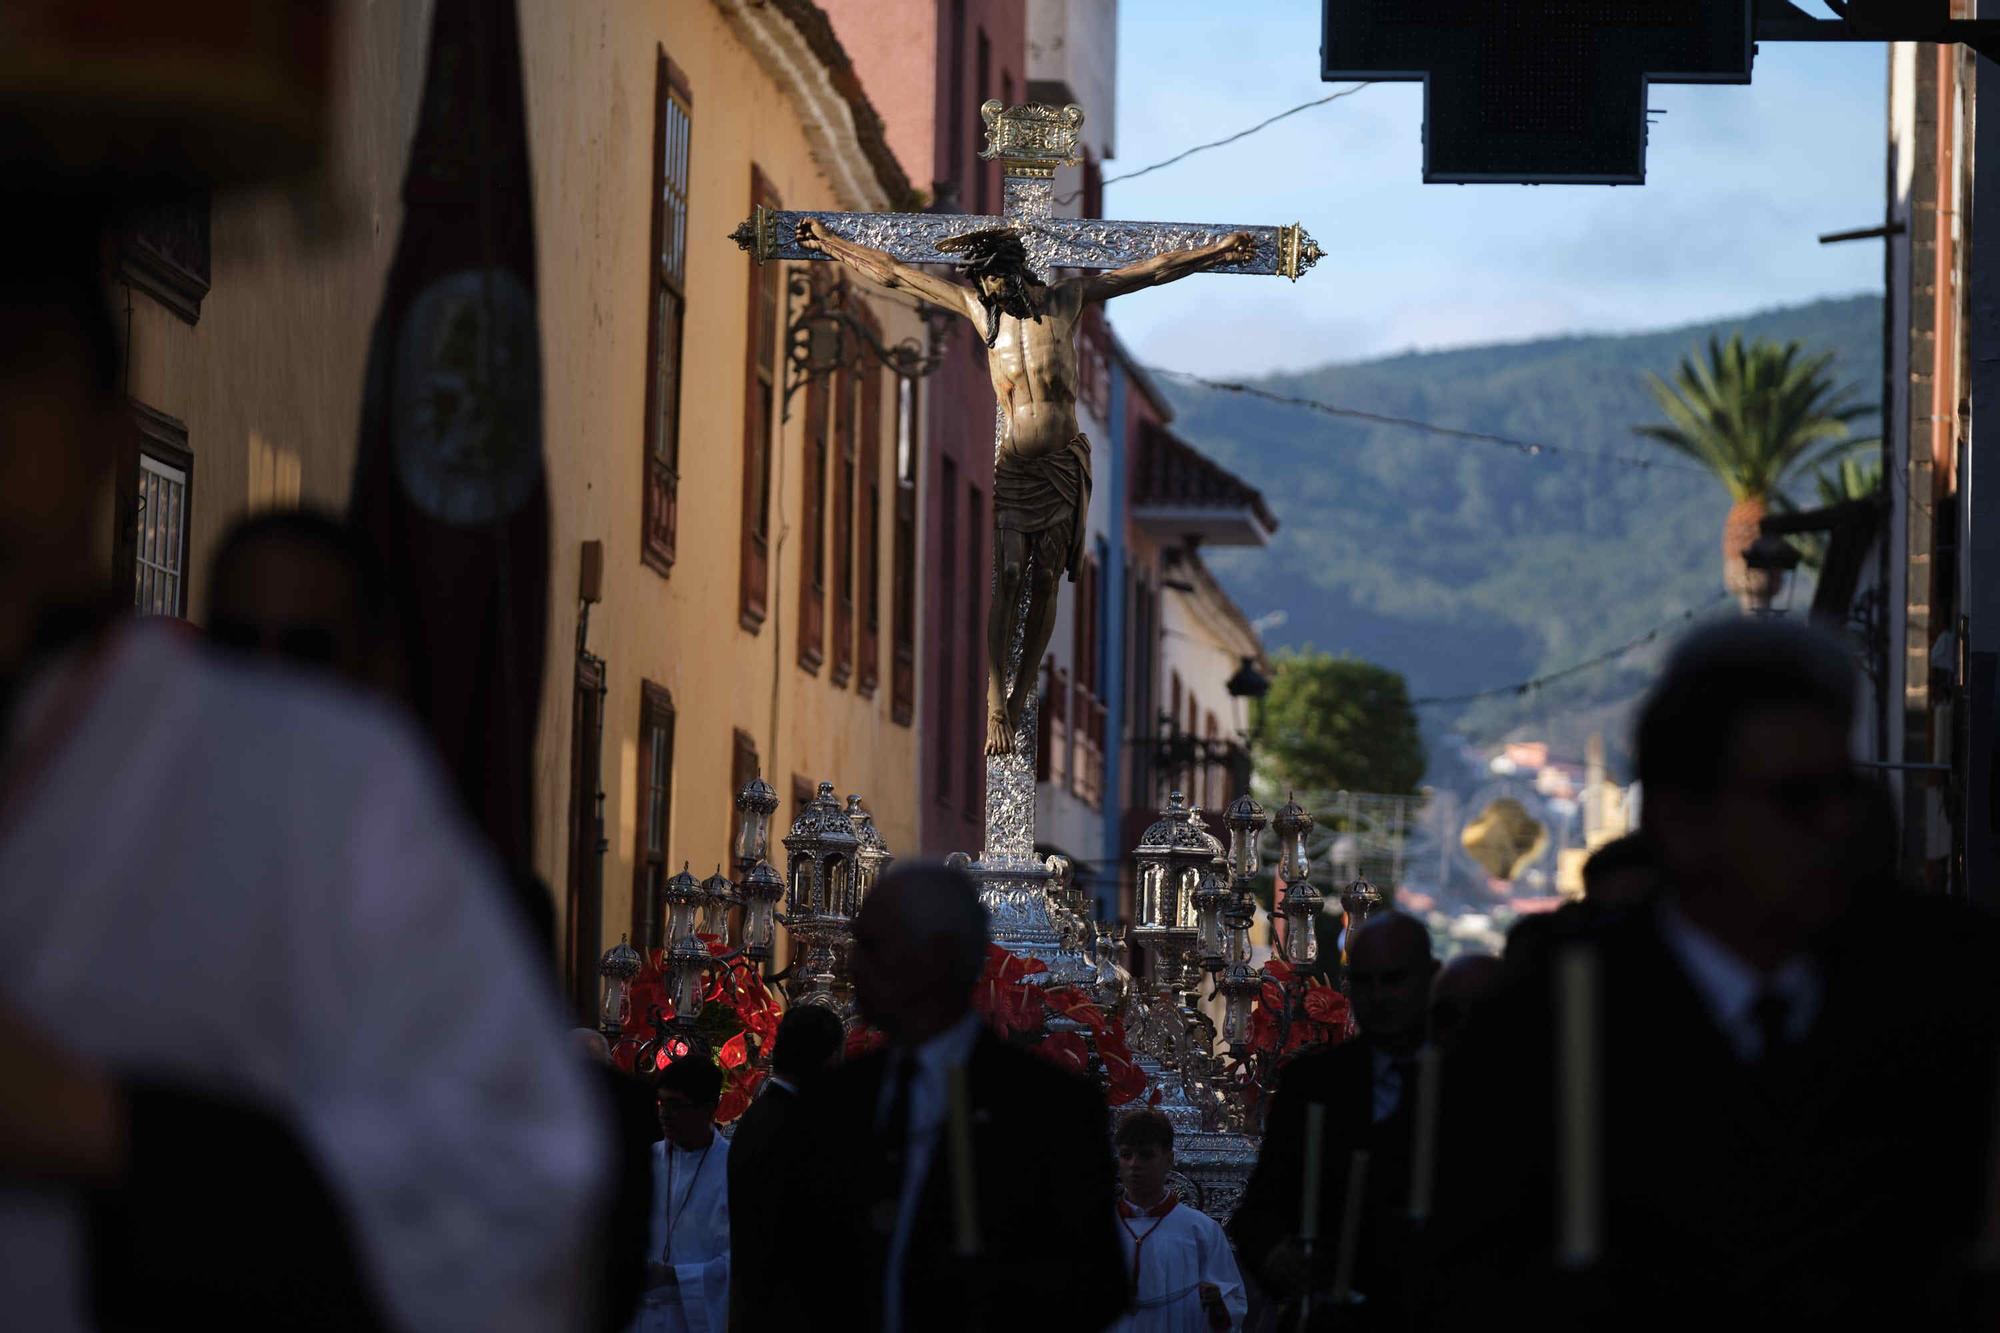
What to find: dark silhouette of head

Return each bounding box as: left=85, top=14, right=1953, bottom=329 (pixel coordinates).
left=1348, top=910, right=1438, bottom=1055
left=653, top=1049, right=722, bottom=1148
left=937, top=227, right=1043, bottom=348
left=1637, top=617, right=1862, bottom=967
left=769, top=1003, right=845, bottom=1084
left=1580, top=832, right=1660, bottom=910
left=851, top=861, right=989, bottom=1045
left=206, top=508, right=397, bottom=687
left=1429, top=952, right=1502, bottom=1053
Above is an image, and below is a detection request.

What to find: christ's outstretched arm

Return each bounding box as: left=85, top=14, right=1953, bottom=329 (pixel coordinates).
left=797, top=219, right=978, bottom=319
left=1079, top=230, right=1258, bottom=304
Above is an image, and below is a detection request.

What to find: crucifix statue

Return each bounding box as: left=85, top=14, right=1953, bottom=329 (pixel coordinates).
left=734, top=101, right=1321, bottom=865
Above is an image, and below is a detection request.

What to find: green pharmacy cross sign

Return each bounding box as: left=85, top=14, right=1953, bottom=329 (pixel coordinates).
left=1322, top=0, right=1753, bottom=185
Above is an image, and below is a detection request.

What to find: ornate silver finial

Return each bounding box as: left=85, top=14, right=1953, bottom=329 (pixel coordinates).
left=1278, top=224, right=1324, bottom=281
left=979, top=101, right=1086, bottom=177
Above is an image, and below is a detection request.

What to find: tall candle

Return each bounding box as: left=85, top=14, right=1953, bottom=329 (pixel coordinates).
left=1407, top=1044, right=1442, bottom=1223
left=945, top=1063, right=981, bottom=1258
left=1556, top=946, right=1601, bottom=1269
left=1330, top=1148, right=1371, bottom=1303
left=1299, top=1101, right=1327, bottom=1242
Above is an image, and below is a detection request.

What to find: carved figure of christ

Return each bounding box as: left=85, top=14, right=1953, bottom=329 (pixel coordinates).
left=799, top=217, right=1256, bottom=755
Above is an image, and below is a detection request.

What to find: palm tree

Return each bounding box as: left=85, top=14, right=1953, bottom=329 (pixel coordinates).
left=1636, top=335, right=1874, bottom=611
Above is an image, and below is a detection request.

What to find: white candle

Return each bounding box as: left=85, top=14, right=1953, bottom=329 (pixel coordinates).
left=1330, top=1148, right=1370, bottom=1303
left=1556, top=946, right=1601, bottom=1269
left=1299, top=1101, right=1327, bottom=1242
left=1407, top=1044, right=1442, bottom=1223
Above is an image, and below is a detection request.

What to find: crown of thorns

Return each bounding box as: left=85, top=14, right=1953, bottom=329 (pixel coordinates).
left=937, top=227, right=1037, bottom=279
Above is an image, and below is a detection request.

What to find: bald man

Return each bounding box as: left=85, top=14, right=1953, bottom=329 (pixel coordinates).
left=773, top=863, right=1125, bottom=1333
left=1229, top=911, right=1439, bottom=1329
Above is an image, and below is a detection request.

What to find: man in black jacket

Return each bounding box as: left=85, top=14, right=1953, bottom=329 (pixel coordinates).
left=773, top=862, right=1126, bottom=1333
left=1229, top=911, right=1438, bottom=1329
left=728, top=1004, right=844, bottom=1329
left=1431, top=619, right=2000, bottom=1329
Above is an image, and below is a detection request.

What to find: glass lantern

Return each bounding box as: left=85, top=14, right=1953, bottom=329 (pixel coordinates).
left=1220, top=961, right=1261, bottom=1048
left=662, top=864, right=703, bottom=948
left=698, top=867, right=735, bottom=938
left=1131, top=791, right=1209, bottom=946
left=1341, top=876, right=1384, bottom=940
left=846, top=795, right=893, bottom=911
left=1192, top=869, right=1231, bottom=973
left=782, top=781, right=861, bottom=923
left=667, top=933, right=708, bottom=1024
left=1272, top=796, right=1314, bottom=883
left=734, top=774, right=779, bottom=869
left=738, top=859, right=784, bottom=962
left=1224, top=793, right=1267, bottom=884
left=596, top=934, right=643, bottom=1037
left=1280, top=879, right=1324, bottom=967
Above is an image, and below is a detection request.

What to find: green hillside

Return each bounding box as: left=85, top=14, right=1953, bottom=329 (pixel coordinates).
left=1160, top=294, right=1883, bottom=777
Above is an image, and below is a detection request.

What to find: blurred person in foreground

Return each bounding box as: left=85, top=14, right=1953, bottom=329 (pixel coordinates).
left=633, top=1055, right=729, bottom=1333
left=205, top=507, right=404, bottom=694
left=774, top=861, right=1126, bottom=1332
left=0, top=232, right=605, bottom=1330
left=1109, top=1108, right=1245, bottom=1332
left=1431, top=617, right=2000, bottom=1328
left=1427, top=951, right=1502, bottom=1055
left=1503, top=831, right=1660, bottom=974
left=728, top=1003, right=844, bottom=1331
left=1229, top=911, right=1439, bottom=1330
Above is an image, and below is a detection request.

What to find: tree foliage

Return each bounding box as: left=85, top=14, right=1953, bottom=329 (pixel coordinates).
left=1634, top=334, right=1873, bottom=504
left=1260, top=651, right=1424, bottom=797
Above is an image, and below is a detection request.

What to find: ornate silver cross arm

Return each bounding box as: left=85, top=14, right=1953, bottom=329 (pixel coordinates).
left=731, top=204, right=1326, bottom=282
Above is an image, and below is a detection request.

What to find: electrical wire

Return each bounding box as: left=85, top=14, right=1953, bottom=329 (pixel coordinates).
left=1054, top=85, right=1376, bottom=206
left=1409, top=594, right=1733, bottom=708
left=1150, top=367, right=1715, bottom=476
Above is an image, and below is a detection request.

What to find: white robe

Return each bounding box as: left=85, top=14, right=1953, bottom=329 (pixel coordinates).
left=1110, top=1198, right=1248, bottom=1333
left=0, top=622, right=607, bottom=1331
left=629, top=1136, right=730, bottom=1333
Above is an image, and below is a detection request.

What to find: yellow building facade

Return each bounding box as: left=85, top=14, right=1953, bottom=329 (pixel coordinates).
left=119, top=0, right=929, bottom=1006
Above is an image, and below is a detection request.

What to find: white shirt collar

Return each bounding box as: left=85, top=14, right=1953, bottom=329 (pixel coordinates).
left=895, top=1009, right=983, bottom=1077
left=1658, top=898, right=1821, bottom=1060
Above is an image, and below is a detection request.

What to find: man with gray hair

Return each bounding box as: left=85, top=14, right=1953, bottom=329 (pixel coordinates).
left=773, top=862, right=1126, bottom=1331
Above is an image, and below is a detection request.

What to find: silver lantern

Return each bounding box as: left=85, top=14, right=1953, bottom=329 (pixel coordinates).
left=698, top=867, right=735, bottom=938
left=1272, top=795, right=1313, bottom=884
left=1131, top=791, right=1213, bottom=952
left=782, top=781, right=861, bottom=1007
left=736, top=859, right=784, bottom=964
left=596, top=934, right=643, bottom=1039
left=1191, top=868, right=1232, bottom=974
left=734, top=774, right=779, bottom=872
left=1223, top=793, right=1267, bottom=884
left=846, top=794, right=893, bottom=914
left=662, top=864, right=703, bottom=948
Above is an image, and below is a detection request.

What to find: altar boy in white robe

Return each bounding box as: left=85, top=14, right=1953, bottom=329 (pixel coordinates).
left=632, top=1054, right=730, bottom=1333
left=1111, top=1109, right=1246, bottom=1333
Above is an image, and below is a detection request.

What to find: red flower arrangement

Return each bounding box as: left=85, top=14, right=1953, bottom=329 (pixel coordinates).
left=842, top=946, right=1148, bottom=1106
left=612, top=937, right=783, bottom=1124
left=1232, top=957, right=1353, bottom=1116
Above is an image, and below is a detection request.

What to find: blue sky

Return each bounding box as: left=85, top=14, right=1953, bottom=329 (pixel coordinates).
left=1103, top=3, right=1886, bottom=377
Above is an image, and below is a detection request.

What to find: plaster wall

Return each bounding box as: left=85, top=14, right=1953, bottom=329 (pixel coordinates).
left=123, top=0, right=923, bottom=982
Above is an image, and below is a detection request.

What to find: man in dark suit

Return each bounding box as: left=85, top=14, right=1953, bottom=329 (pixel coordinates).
left=1229, top=910, right=1439, bottom=1329
left=1431, top=618, right=2000, bottom=1329
left=728, top=1004, right=844, bottom=1330
left=770, top=862, right=1126, bottom=1333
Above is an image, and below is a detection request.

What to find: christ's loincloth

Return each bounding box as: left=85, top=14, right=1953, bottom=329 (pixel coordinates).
left=994, top=432, right=1091, bottom=582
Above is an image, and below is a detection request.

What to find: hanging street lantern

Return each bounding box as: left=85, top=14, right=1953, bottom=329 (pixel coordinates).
left=734, top=774, right=780, bottom=873
left=595, top=934, right=643, bottom=1039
